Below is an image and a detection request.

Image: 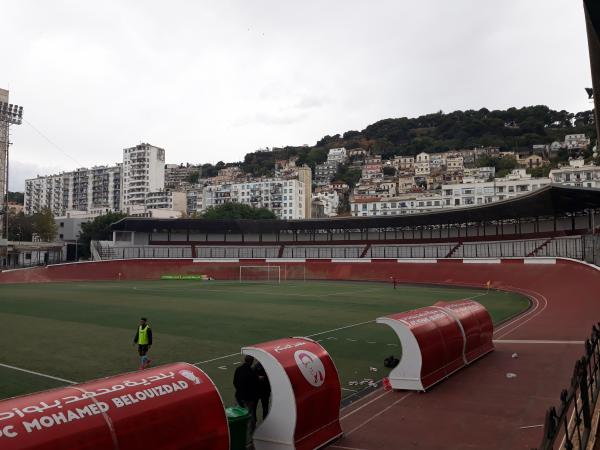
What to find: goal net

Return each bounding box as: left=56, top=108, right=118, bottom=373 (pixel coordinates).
left=239, top=265, right=281, bottom=284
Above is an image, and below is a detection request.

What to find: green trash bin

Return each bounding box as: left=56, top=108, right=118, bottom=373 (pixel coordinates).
left=226, top=406, right=251, bottom=450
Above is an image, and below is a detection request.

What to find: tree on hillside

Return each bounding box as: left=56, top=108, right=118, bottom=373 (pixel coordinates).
left=201, top=203, right=277, bottom=220
left=383, top=166, right=396, bottom=176
left=335, top=166, right=362, bottom=188
left=32, top=208, right=58, bottom=242
left=79, top=212, right=127, bottom=259
left=184, top=171, right=200, bottom=183
left=475, top=155, right=518, bottom=177
left=7, top=212, right=34, bottom=241
left=7, top=191, right=24, bottom=204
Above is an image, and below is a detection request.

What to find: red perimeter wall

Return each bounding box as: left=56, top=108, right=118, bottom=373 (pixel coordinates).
left=1, top=258, right=598, bottom=341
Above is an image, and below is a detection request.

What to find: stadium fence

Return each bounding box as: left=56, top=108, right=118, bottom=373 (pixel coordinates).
left=93, top=235, right=597, bottom=262
left=535, top=324, right=600, bottom=450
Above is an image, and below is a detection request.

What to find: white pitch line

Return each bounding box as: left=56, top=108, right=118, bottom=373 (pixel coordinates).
left=308, top=320, right=375, bottom=338
left=193, top=352, right=239, bottom=365
left=0, top=362, right=76, bottom=385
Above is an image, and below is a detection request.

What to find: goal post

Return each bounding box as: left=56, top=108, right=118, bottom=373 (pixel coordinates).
left=239, top=265, right=281, bottom=284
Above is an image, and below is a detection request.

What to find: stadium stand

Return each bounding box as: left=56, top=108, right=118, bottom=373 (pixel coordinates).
left=92, top=186, right=600, bottom=265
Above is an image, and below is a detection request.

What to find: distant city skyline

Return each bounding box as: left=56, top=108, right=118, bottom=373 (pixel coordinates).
left=0, top=0, right=594, bottom=191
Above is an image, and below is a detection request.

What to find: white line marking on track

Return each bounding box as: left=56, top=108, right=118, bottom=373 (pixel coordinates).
left=345, top=393, right=412, bottom=436
left=0, top=362, right=76, bottom=384
left=329, top=445, right=370, bottom=450
left=340, top=391, right=391, bottom=420
left=494, top=340, right=585, bottom=345
left=519, top=424, right=544, bottom=429
left=329, top=446, right=370, bottom=450
left=494, top=288, right=548, bottom=340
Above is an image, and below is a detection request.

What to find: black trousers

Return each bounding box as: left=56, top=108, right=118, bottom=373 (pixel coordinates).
left=258, top=394, right=270, bottom=420
left=235, top=394, right=257, bottom=432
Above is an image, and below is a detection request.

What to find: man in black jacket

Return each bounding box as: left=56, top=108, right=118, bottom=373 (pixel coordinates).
left=254, top=362, right=271, bottom=420
left=133, top=317, right=153, bottom=370
left=233, top=355, right=259, bottom=430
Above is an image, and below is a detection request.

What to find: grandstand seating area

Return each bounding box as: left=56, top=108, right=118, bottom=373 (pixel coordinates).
left=94, top=235, right=587, bottom=261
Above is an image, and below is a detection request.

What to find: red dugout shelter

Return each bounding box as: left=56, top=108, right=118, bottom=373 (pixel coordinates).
left=0, top=363, right=229, bottom=450
left=377, top=300, right=494, bottom=391
left=242, top=337, right=342, bottom=450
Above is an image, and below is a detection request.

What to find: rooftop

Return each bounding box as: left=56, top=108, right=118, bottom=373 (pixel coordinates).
left=111, top=185, right=600, bottom=233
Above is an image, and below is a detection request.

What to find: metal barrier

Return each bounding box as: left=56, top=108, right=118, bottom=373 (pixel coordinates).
left=94, top=236, right=588, bottom=261
left=536, top=324, right=600, bottom=450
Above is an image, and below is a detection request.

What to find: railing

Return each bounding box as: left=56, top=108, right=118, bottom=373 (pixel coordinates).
left=536, top=324, right=600, bottom=450
left=94, top=236, right=588, bottom=261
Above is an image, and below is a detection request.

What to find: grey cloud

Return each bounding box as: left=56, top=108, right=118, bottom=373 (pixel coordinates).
left=0, top=0, right=592, bottom=190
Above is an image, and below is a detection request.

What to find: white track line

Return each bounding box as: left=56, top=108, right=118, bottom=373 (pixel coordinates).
left=495, top=289, right=548, bottom=340
left=345, top=393, right=412, bottom=436
left=494, top=340, right=584, bottom=345
left=494, top=286, right=544, bottom=336
left=329, top=446, right=369, bottom=450
left=0, top=362, right=76, bottom=384
left=340, top=391, right=391, bottom=420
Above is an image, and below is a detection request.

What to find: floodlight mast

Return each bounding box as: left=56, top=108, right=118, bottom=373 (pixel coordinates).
left=0, top=101, right=24, bottom=241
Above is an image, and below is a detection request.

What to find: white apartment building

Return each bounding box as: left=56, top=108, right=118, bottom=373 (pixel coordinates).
left=122, top=143, right=165, bottom=206
left=25, top=165, right=122, bottom=216
left=312, top=190, right=339, bottom=217
left=391, top=156, right=415, bottom=171
left=549, top=159, right=600, bottom=188
left=441, top=170, right=551, bottom=207
left=144, top=190, right=187, bottom=212
left=564, top=134, right=590, bottom=150
left=186, top=189, right=204, bottom=216
left=445, top=154, right=464, bottom=172
left=415, top=152, right=431, bottom=175
left=463, top=166, right=495, bottom=180
left=327, top=147, right=347, bottom=163
left=203, top=178, right=307, bottom=219
left=315, top=160, right=339, bottom=184
left=165, top=164, right=201, bottom=189
left=351, top=193, right=443, bottom=217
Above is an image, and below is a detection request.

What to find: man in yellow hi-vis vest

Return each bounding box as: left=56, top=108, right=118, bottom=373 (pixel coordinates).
left=133, top=317, right=153, bottom=369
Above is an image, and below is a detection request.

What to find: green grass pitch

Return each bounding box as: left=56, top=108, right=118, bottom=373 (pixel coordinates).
left=0, top=280, right=529, bottom=405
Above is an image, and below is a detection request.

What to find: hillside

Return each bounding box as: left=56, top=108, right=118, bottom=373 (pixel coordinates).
left=213, top=106, right=596, bottom=177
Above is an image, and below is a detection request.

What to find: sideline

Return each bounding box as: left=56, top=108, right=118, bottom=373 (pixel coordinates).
left=0, top=362, right=76, bottom=385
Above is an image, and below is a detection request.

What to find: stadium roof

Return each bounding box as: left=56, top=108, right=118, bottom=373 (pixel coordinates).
left=111, top=185, right=600, bottom=233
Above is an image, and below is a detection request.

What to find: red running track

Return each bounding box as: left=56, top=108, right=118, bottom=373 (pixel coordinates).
left=1, top=257, right=598, bottom=449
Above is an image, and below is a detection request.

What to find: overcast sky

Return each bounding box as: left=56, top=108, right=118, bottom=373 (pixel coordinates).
left=1, top=0, right=593, bottom=191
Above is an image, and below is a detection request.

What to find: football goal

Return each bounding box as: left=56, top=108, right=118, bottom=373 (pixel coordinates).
left=239, top=265, right=281, bottom=284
